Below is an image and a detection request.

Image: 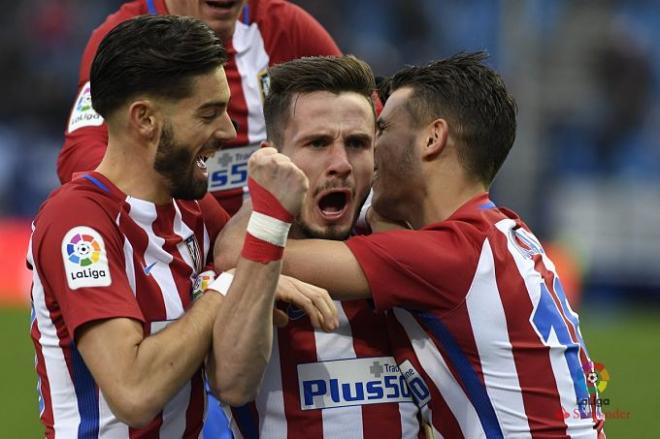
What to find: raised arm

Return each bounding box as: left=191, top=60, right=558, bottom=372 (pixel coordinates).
left=206, top=147, right=314, bottom=404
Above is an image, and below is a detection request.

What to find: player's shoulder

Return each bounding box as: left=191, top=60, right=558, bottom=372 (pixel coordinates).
left=250, top=0, right=303, bottom=21
left=35, top=176, right=121, bottom=228
left=249, top=0, right=322, bottom=31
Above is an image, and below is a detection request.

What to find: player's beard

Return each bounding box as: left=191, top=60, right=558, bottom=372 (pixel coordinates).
left=293, top=188, right=370, bottom=241
left=153, top=122, right=208, bottom=201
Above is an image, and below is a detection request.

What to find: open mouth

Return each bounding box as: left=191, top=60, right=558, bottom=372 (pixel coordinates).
left=205, top=0, right=238, bottom=10
left=317, top=189, right=351, bottom=220
left=195, top=149, right=217, bottom=171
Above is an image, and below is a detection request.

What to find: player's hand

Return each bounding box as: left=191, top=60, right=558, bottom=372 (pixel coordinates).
left=247, top=147, right=308, bottom=217
left=274, top=274, right=338, bottom=332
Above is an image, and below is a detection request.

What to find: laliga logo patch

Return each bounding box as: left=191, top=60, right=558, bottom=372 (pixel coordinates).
left=62, top=226, right=111, bottom=290
left=67, top=81, right=104, bottom=133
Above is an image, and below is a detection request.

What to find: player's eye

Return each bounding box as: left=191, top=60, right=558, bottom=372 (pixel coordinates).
left=309, top=138, right=328, bottom=148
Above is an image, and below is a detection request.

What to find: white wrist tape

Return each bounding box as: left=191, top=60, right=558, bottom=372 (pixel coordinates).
left=246, top=211, right=292, bottom=247
left=206, top=272, right=235, bottom=296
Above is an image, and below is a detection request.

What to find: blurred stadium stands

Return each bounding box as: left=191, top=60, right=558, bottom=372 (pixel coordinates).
left=2, top=0, right=659, bottom=307
left=1, top=0, right=658, bottom=436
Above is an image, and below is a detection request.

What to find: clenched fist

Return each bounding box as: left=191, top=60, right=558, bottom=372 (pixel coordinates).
left=247, top=147, right=308, bottom=217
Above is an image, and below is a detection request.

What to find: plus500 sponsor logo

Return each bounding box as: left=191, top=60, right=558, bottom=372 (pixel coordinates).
left=302, top=374, right=412, bottom=409
left=298, top=357, right=424, bottom=410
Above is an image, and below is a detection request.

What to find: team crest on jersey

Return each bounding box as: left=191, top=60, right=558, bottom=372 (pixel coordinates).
left=61, top=226, right=111, bottom=290
left=257, top=68, right=271, bottom=102
left=67, top=81, right=104, bottom=133
left=184, top=235, right=203, bottom=274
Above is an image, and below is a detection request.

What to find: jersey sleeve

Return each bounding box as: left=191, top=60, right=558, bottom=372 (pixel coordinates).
left=345, top=224, right=482, bottom=314
left=32, top=194, right=144, bottom=338
left=57, top=16, right=116, bottom=184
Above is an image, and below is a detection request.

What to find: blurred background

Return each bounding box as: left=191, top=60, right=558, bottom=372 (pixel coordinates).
left=1, top=0, right=658, bottom=436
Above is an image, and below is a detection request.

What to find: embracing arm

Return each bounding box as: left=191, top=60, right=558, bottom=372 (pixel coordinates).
left=281, top=239, right=371, bottom=300
left=75, top=292, right=222, bottom=427
left=215, top=204, right=376, bottom=301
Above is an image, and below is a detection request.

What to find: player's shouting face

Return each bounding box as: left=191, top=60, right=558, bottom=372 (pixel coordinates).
left=278, top=91, right=374, bottom=240
left=154, top=66, right=236, bottom=200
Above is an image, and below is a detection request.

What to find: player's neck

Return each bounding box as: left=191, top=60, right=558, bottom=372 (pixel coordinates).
left=421, top=169, right=486, bottom=228
left=97, top=138, right=172, bottom=205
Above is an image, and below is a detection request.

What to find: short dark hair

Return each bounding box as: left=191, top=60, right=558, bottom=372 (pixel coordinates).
left=264, top=55, right=376, bottom=146
left=90, top=15, right=228, bottom=118
left=389, top=52, right=517, bottom=186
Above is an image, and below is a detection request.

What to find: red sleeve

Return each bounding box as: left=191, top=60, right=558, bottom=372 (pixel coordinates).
left=257, top=0, right=341, bottom=65
left=58, top=3, right=143, bottom=184
left=345, top=225, right=482, bottom=313
left=32, top=194, right=144, bottom=337
left=198, top=192, right=231, bottom=268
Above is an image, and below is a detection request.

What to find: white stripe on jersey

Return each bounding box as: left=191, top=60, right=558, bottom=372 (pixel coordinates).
left=202, top=211, right=211, bottom=268
left=392, top=307, right=487, bottom=438
left=399, top=400, right=422, bottom=439
left=495, top=219, right=597, bottom=439
left=233, top=21, right=269, bottom=145
left=465, top=240, right=531, bottom=438
left=120, top=230, right=137, bottom=295
left=98, top=391, right=128, bottom=438
left=127, top=198, right=183, bottom=320
left=254, top=329, right=286, bottom=438
left=160, top=382, right=191, bottom=437
left=314, top=301, right=364, bottom=438
left=30, top=238, right=82, bottom=437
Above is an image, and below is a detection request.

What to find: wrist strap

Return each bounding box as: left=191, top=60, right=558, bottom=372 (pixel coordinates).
left=206, top=272, right=235, bottom=296
left=241, top=177, right=294, bottom=263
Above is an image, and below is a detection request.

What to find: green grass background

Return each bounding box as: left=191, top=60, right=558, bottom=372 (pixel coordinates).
left=1, top=306, right=657, bottom=437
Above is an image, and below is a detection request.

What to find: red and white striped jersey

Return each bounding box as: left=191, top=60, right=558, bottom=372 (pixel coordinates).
left=346, top=193, right=606, bottom=439
left=29, top=172, right=229, bottom=438
left=57, top=0, right=341, bottom=215
left=227, top=299, right=422, bottom=438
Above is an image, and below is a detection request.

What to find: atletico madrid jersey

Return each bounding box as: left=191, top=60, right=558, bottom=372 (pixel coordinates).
left=57, top=0, right=341, bottom=214
left=346, top=193, right=606, bottom=438
left=228, top=300, right=422, bottom=438
left=29, top=172, right=228, bottom=438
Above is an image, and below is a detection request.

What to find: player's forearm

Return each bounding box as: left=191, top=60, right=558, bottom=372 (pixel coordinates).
left=281, top=239, right=371, bottom=301
left=110, top=293, right=222, bottom=426
left=209, top=257, right=280, bottom=405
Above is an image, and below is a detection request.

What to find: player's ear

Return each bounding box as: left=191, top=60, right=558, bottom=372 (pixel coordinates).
left=128, top=99, right=158, bottom=140
left=422, top=118, right=448, bottom=161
